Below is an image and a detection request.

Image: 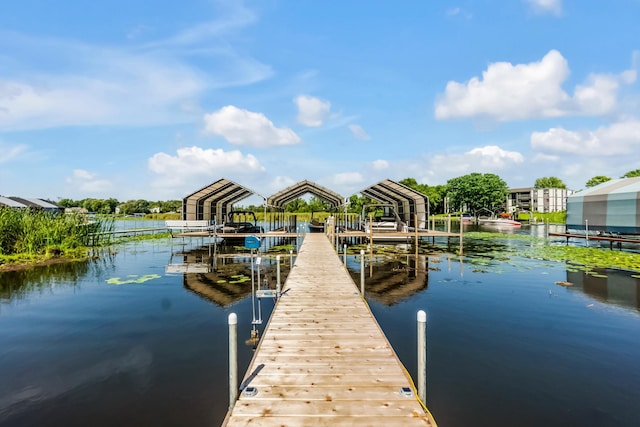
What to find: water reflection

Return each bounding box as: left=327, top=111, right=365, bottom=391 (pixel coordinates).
left=168, top=246, right=291, bottom=307
left=347, top=254, right=429, bottom=306
left=0, top=251, right=116, bottom=305
left=567, top=269, right=640, bottom=312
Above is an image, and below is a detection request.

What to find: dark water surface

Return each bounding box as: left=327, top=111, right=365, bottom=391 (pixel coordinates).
left=1, top=227, right=639, bottom=426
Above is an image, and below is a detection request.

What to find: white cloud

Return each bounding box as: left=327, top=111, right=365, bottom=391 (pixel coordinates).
left=270, top=176, right=296, bottom=192
left=531, top=120, right=640, bottom=156
left=348, top=124, right=371, bottom=140
left=527, top=0, right=562, bottom=16
left=0, top=143, right=28, bottom=163
left=203, top=106, right=301, bottom=147
left=532, top=153, right=560, bottom=162
left=149, top=146, right=264, bottom=174
left=446, top=7, right=472, bottom=19
left=65, top=169, right=113, bottom=194
left=372, top=160, right=389, bottom=171
left=294, top=95, right=331, bottom=127
left=0, top=3, right=272, bottom=131
left=328, top=172, right=365, bottom=186
left=467, top=145, right=525, bottom=166
left=435, top=50, right=633, bottom=122
left=414, top=145, right=525, bottom=184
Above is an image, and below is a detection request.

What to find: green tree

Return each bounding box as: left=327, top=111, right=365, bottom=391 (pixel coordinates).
left=119, top=199, right=150, bottom=215
left=446, top=173, right=509, bottom=215
left=285, top=198, right=307, bottom=212
left=308, top=196, right=330, bottom=213
left=158, top=200, right=181, bottom=212
left=622, top=169, right=640, bottom=178
left=534, top=176, right=566, bottom=189
left=347, top=195, right=369, bottom=213
left=57, top=198, right=78, bottom=208
left=399, top=178, right=447, bottom=214
left=586, top=176, right=612, bottom=188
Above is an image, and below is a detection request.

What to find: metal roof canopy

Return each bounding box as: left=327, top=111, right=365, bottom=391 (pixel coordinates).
left=183, top=178, right=263, bottom=223
left=267, top=180, right=345, bottom=210
left=567, top=177, right=640, bottom=234
left=359, top=179, right=429, bottom=229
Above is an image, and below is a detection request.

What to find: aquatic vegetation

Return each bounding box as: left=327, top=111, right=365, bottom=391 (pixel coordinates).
left=0, top=208, right=114, bottom=258
left=229, top=275, right=250, bottom=284
left=463, top=231, right=640, bottom=274
left=530, top=245, right=640, bottom=273
left=106, top=274, right=161, bottom=285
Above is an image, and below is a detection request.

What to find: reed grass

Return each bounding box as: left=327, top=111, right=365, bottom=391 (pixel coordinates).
left=0, top=208, right=114, bottom=257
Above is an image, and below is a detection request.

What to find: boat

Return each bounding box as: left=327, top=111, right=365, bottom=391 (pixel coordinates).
left=360, top=204, right=410, bottom=241
left=461, top=212, right=473, bottom=222
left=477, top=217, right=522, bottom=227
left=217, top=210, right=264, bottom=245
left=308, top=212, right=325, bottom=233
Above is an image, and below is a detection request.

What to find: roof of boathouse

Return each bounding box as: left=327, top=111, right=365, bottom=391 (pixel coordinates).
left=181, top=178, right=429, bottom=226
left=359, top=179, right=430, bottom=228
left=267, top=180, right=345, bottom=209
left=0, top=196, right=61, bottom=212
left=182, top=178, right=263, bottom=222
left=566, top=177, right=640, bottom=234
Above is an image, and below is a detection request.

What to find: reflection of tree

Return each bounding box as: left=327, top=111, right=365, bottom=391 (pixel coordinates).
left=0, top=255, right=113, bottom=303
left=348, top=256, right=429, bottom=306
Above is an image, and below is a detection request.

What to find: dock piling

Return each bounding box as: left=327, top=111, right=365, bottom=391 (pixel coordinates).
left=417, top=310, right=427, bottom=404
left=276, top=255, right=281, bottom=297
left=343, top=244, right=347, bottom=265
left=360, top=249, right=365, bottom=296
left=228, top=313, right=238, bottom=411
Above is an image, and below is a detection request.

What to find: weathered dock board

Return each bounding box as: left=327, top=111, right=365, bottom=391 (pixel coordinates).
left=223, top=233, right=436, bottom=426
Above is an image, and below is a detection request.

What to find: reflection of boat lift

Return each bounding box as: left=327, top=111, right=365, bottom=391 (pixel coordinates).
left=245, top=235, right=282, bottom=348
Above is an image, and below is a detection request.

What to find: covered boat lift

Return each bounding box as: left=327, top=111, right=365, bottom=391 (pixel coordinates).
left=266, top=180, right=345, bottom=210
left=358, top=179, right=429, bottom=229
left=182, top=178, right=263, bottom=225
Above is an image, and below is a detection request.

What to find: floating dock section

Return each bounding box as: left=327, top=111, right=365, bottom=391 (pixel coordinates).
left=223, top=233, right=436, bottom=426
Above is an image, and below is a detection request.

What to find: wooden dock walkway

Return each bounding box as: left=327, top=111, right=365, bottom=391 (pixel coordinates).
left=223, top=233, right=436, bottom=426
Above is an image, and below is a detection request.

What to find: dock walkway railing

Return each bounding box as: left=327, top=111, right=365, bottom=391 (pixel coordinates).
left=165, top=220, right=212, bottom=235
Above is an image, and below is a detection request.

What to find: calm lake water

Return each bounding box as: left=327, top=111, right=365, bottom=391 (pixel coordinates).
left=1, top=223, right=639, bottom=426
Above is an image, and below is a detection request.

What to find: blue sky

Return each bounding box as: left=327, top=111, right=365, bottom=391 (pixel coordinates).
left=1, top=0, right=639, bottom=203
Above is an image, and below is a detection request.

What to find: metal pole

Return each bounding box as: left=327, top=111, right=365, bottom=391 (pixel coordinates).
left=360, top=249, right=365, bottom=296
left=417, top=310, right=427, bottom=404
left=276, top=255, right=281, bottom=297
left=343, top=244, right=347, bottom=265
left=228, top=313, right=238, bottom=411
left=459, top=227, right=463, bottom=256
left=250, top=250, right=256, bottom=323
left=289, top=249, right=293, bottom=267
left=585, top=219, right=589, bottom=246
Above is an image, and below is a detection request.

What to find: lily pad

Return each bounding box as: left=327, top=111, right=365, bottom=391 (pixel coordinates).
left=107, top=274, right=161, bottom=285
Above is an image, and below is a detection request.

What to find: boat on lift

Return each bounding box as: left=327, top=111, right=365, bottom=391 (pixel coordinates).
left=308, top=212, right=325, bottom=233
left=217, top=210, right=264, bottom=245
left=360, top=204, right=410, bottom=241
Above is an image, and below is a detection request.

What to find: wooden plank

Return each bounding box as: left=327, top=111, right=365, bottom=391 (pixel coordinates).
left=223, top=233, right=435, bottom=426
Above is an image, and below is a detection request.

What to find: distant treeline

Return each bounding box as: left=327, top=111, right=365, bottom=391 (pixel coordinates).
left=58, top=198, right=181, bottom=215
